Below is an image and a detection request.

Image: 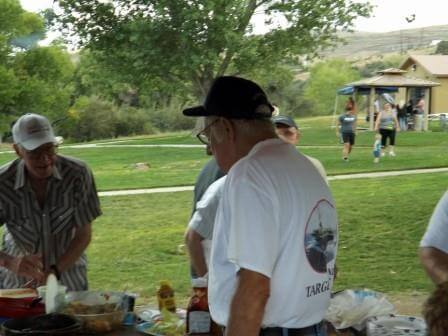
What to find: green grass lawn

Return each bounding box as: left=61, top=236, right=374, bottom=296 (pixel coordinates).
left=85, top=172, right=447, bottom=306
left=1, top=117, right=445, bottom=191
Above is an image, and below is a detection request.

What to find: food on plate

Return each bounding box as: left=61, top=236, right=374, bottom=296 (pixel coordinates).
left=144, top=309, right=185, bottom=336
left=0, top=288, right=37, bottom=298
left=62, top=292, right=125, bottom=333
left=86, top=318, right=114, bottom=333
left=64, top=301, right=117, bottom=315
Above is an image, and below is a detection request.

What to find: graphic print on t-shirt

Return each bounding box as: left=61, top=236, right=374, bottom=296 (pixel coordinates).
left=304, top=199, right=338, bottom=273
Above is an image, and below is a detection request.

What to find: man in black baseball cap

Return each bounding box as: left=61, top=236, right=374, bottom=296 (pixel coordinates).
left=183, top=76, right=274, bottom=119
left=272, top=115, right=300, bottom=146
left=183, top=76, right=337, bottom=336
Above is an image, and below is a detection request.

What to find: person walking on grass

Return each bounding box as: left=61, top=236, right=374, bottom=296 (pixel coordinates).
left=374, top=102, right=400, bottom=157
left=372, top=133, right=382, bottom=164
left=337, top=106, right=357, bottom=162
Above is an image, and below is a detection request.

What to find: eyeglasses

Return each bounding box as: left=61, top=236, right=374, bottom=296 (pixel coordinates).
left=25, top=145, right=58, bottom=160
left=196, top=119, right=219, bottom=145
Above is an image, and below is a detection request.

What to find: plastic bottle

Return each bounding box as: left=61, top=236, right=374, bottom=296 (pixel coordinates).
left=122, top=294, right=136, bottom=326
left=186, top=277, right=213, bottom=335
left=157, top=280, right=176, bottom=313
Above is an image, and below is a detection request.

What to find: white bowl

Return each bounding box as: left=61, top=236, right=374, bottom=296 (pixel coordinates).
left=37, top=285, right=67, bottom=298
left=37, top=285, right=67, bottom=311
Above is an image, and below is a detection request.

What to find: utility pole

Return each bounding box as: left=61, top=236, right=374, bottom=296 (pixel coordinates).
left=405, top=14, right=416, bottom=51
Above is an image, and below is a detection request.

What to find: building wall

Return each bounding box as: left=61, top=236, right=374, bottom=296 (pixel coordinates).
left=403, top=62, right=448, bottom=114
left=432, top=78, right=448, bottom=113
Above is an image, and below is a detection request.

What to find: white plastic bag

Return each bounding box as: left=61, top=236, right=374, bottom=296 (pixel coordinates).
left=325, top=289, right=395, bottom=331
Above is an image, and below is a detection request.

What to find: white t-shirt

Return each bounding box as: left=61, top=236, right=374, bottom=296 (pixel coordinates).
left=209, top=139, right=338, bottom=328
left=420, top=191, right=448, bottom=253
left=189, top=176, right=227, bottom=265
left=305, top=155, right=328, bottom=184
left=189, top=176, right=227, bottom=240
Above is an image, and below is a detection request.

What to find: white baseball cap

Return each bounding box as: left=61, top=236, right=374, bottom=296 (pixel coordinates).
left=12, top=113, right=56, bottom=151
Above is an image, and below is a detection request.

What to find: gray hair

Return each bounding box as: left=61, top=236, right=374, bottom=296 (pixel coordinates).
left=210, top=117, right=275, bottom=144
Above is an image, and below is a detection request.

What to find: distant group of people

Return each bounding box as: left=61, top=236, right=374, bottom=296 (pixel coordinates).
left=374, top=96, right=425, bottom=132
left=338, top=94, right=427, bottom=163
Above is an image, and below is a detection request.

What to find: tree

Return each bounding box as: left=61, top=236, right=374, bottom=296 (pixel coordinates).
left=304, top=58, right=360, bottom=115
left=0, top=0, right=46, bottom=136
left=357, top=54, right=405, bottom=78
left=0, top=0, right=44, bottom=59
left=56, top=0, right=372, bottom=98
left=0, top=1, right=75, bottom=138
left=435, top=41, right=448, bottom=55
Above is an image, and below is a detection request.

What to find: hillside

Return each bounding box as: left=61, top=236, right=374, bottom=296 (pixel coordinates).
left=323, top=24, right=448, bottom=60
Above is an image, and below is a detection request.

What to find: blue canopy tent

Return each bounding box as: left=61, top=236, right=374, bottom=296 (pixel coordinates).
left=336, top=86, right=398, bottom=95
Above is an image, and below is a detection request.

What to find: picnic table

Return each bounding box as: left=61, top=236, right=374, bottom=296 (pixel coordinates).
left=106, top=328, right=214, bottom=335
left=0, top=327, right=215, bottom=336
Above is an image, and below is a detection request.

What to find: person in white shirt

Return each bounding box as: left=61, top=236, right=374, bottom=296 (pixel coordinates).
left=185, top=115, right=329, bottom=280
left=420, top=191, right=448, bottom=284
left=185, top=175, right=226, bottom=277
left=183, top=76, right=338, bottom=336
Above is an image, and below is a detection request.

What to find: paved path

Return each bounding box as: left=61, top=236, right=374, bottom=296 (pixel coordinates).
left=98, top=167, right=448, bottom=197
left=1, top=143, right=437, bottom=153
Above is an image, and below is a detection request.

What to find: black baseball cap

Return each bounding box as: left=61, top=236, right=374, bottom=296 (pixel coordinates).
left=272, top=115, right=298, bottom=129
left=183, top=76, right=274, bottom=119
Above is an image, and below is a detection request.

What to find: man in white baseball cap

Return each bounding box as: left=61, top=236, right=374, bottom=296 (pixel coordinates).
left=0, top=113, right=102, bottom=291
left=12, top=113, right=57, bottom=151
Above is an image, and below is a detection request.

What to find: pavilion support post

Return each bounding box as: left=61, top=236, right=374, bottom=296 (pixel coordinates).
left=332, top=94, right=339, bottom=129
left=424, top=88, right=429, bottom=131
left=369, top=87, right=375, bottom=131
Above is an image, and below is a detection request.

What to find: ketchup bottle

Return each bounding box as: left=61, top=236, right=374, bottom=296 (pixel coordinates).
left=186, top=277, right=212, bottom=334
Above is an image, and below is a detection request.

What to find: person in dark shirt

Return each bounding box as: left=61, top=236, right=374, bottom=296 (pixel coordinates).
left=337, top=106, right=357, bottom=162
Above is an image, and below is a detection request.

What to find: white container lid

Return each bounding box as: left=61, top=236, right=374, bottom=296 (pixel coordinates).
left=191, top=277, right=208, bottom=288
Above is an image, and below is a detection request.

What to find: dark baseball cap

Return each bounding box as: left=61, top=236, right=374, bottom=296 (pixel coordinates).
left=272, top=115, right=298, bottom=129
left=183, top=76, right=274, bottom=119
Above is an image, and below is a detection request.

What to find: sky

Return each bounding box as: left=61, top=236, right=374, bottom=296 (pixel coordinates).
left=20, top=0, right=448, bottom=34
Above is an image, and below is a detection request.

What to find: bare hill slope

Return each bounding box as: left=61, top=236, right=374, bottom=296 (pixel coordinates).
left=323, top=24, right=448, bottom=59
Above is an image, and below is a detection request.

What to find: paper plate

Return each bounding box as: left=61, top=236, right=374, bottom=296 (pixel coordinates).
left=136, top=321, right=160, bottom=335
left=136, top=321, right=184, bottom=336
left=136, top=308, right=186, bottom=323
left=367, top=314, right=427, bottom=336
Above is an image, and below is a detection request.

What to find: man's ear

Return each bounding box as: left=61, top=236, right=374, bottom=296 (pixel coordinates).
left=221, top=118, right=236, bottom=143
left=13, top=144, right=23, bottom=158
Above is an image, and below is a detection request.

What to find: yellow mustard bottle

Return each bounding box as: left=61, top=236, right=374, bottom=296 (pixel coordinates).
left=157, top=280, right=176, bottom=313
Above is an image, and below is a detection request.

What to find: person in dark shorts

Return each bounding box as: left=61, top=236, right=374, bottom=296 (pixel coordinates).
left=374, top=102, right=400, bottom=157
left=337, top=106, right=357, bottom=161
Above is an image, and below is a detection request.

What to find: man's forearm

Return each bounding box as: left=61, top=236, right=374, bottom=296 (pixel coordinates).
left=185, top=229, right=208, bottom=277
left=420, top=247, right=448, bottom=284
left=225, top=269, right=270, bottom=336
left=0, top=252, right=12, bottom=269
left=57, top=223, right=92, bottom=273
